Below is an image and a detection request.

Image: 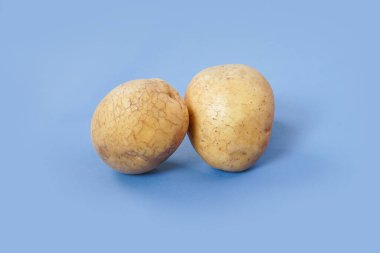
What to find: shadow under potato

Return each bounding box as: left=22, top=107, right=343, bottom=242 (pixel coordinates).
left=147, top=160, right=183, bottom=175
left=113, top=160, right=183, bottom=177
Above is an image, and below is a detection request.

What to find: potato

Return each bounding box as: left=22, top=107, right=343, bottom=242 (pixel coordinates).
left=91, top=79, right=189, bottom=174
left=185, top=64, right=274, bottom=172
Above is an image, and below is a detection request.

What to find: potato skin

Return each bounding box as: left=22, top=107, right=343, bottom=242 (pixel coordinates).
left=185, top=64, right=274, bottom=172
left=91, top=79, right=189, bottom=174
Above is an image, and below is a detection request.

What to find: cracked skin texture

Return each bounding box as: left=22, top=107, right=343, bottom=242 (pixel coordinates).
left=91, top=78, right=189, bottom=174
left=185, top=64, right=274, bottom=172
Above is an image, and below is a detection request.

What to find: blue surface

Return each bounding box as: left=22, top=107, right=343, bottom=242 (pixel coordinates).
left=1, top=0, right=379, bottom=252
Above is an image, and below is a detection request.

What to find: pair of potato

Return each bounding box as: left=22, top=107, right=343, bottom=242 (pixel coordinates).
left=91, top=64, right=274, bottom=174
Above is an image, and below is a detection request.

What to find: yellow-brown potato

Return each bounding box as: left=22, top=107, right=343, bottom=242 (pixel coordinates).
left=185, top=64, right=274, bottom=172
left=91, top=79, right=189, bottom=174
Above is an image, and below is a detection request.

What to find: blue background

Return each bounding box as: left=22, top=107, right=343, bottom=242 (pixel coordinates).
left=1, top=0, right=379, bottom=252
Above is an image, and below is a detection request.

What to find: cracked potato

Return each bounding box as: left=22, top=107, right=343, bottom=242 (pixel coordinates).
left=91, top=79, right=189, bottom=174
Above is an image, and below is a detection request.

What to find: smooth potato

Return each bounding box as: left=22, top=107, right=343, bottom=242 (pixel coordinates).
left=185, top=64, right=274, bottom=172
left=91, top=79, right=189, bottom=174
